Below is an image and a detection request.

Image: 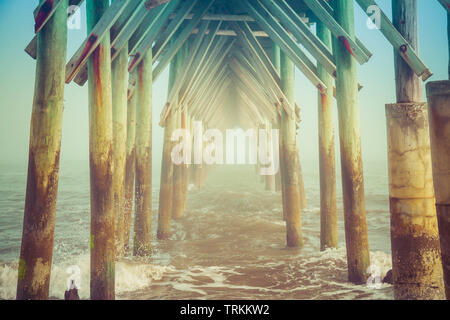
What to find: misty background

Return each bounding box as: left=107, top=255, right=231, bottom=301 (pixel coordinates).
left=0, top=0, right=447, bottom=185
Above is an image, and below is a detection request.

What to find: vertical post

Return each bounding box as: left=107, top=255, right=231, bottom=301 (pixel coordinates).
left=280, top=52, right=302, bottom=247
left=87, top=0, right=115, bottom=300
left=16, top=0, right=68, bottom=300
left=425, top=11, right=450, bottom=300
left=265, top=120, right=275, bottom=191
left=316, top=21, right=338, bottom=250
left=172, top=107, right=184, bottom=219
left=124, top=88, right=136, bottom=252
left=296, top=146, right=307, bottom=209
left=157, top=53, right=178, bottom=239
left=134, top=49, right=153, bottom=256
left=181, top=109, right=191, bottom=211
left=271, top=43, right=283, bottom=193
left=332, top=0, right=370, bottom=284
left=111, top=43, right=128, bottom=259
left=426, top=81, right=450, bottom=300
left=385, top=0, right=445, bottom=299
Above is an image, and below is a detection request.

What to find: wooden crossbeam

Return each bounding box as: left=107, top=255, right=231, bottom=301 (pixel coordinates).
left=152, top=0, right=215, bottom=82
left=164, top=21, right=212, bottom=105
left=171, top=13, right=309, bottom=23
left=128, top=0, right=183, bottom=72
left=302, top=0, right=371, bottom=64
left=191, top=29, right=269, bottom=37
left=65, top=0, right=132, bottom=83
left=150, top=0, right=199, bottom=65
left=356, top=0, right=433, bottom=80
left=242, top=0, right=327, bottom=93
left=34, top=0, right=64, bottom=34
left=179, top=22, right=224, bottom=106
left=26, top=0, right=84, bottom=59
left=145, top=0, right=172, bottom=10
left=438, top=0, right=450, bottom=11
left=264, top=0, right=336, bottom=76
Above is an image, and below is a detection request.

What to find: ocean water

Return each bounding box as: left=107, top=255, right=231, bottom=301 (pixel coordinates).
left=0, top=161, right=393, bottom=300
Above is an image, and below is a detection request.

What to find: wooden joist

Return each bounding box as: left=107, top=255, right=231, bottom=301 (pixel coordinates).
left=438, top=0, right=450, bottom=11
left=302, top=0, right=372, bottom=65
left=355, top=0, right=433, bottom=80
left=26, top=0, right=84, bottom=59
left=152, top=0, right=215, bottom=82
left=242, top=0, right=327, bottom=93
left=65, top=0, right=132, bottom=84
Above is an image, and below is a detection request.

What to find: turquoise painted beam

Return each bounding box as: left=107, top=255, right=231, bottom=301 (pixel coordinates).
left=150, top=0, right=199, bottom=65
left=302, top=0, right=371, bottom=65
left=152, top=0, right=215, bottom=82
left=438, top=0, right=450, bottom=11
left=242, top=0, right=327, bottom=93
left=356, top=0, right=432, bottom=80
left=259, top=0, right=336, bottom=77
left=128, top=0, right=182, bottom=72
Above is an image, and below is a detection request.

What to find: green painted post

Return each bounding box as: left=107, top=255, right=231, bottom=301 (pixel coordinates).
left=16, top=0, right=68, bottom=300
left=280, top=52, right=303, bottom=247
left=157, top=52, right=178, bottom=239
left=332, top=0, right=370, bottom=284
left=134, top=48, right=153, bottom=256
left=124, top=86, right=137, bottom=252
left=111, top=42, right=128, bottom=259
left=272, top=43, right=283, bottom=194
left=317, top=21, right=338, bottom=251
left=87, top=0, right=115, bottom=300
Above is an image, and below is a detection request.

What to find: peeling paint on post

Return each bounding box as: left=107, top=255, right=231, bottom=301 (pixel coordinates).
left=111, top=43, right=128, bottom=259
left=426, top=81, right=450, bottom=299
left=87, top=0, right=115, bottom=300
left=134, top=48, right=152, bottom=256
left=317, top=20, right=338, bottom=251
left=280, top=52, right=302, bottom=248
left=332, top=0, right=370, bottom=284
left=124, top=82, right=137, bottom=252
left=16, top=0, right=67, bottom=300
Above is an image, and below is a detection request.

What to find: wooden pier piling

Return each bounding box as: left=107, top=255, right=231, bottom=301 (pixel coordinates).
left=317, top=20, right=338, bottom=251
left=134, top=49, right=153, bottom=256
left=332, top=0, right=370, bottom=284
left=87, top=0, right=115, bottom=300
left=16, top=0, right=68, bottom=300
left=280, top=52, right=302, bottom=247
left=111, top=44, right=129, bottom=259
left=124, top=88, right=137, bottom=251
left=386, top=0, right=445, bottom=300
left=427, top=81, right=450, bottom=299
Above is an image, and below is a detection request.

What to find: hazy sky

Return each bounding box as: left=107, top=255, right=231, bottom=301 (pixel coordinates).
left=0, top=0, right=447, bottom=179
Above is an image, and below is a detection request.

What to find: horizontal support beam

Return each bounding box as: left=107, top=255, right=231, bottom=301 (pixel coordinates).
left=356, top=0, right=433, bottom=80
left=171, top=13, right=309, bottom=23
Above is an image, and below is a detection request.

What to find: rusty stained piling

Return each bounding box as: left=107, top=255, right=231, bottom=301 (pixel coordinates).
left=172, top=108, right=185, bottom=220
left=16, top=0, right=68, bottom=300
left=317, top=20, right=338, bottom=251
left=111, top=44, right=128, bottom=259
left=332, top=0, right=370, bottom=284
left=87, top=0, right=115, bottom=300
left=427, top=81, right=450, bottom=299
left=265, top=121, right=275, bottom=192
left=157, top=52, right=179, bottom=239
left=134, top=49, right=153, bottom=256
left=385, top=0, right=445, bottom=300
left=124, top=87, right=137, bottom=252
left=280, top=52, right=302, bottom=248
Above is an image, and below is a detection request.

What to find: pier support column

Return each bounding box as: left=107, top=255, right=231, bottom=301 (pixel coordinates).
left=427, top=81, right=450, bottom=300
left=124, top=89, right=136, bottom=252
left=111, top=45, right=128, bottom=259
left=426, top=11, right=450, bottom=300
left=332, top=0, right=370, bottom=284
left=317, top=21, right=338, bottom=250
left=385, top=0, right=445, bottom=300
left=172, top=108, right=184, bottom=219
left=134, top=49, right=153, bottom=256
left=181, top=109, right=191, bottom=212
left=265, top=121, right=275, bottom=192
left=16, top=0, right=68, bottom=300
left=280, top=52, right=302, bottom=247
left=87, top=0, right=115, bottom=300
left=157, top=54, right=178, bottom=239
